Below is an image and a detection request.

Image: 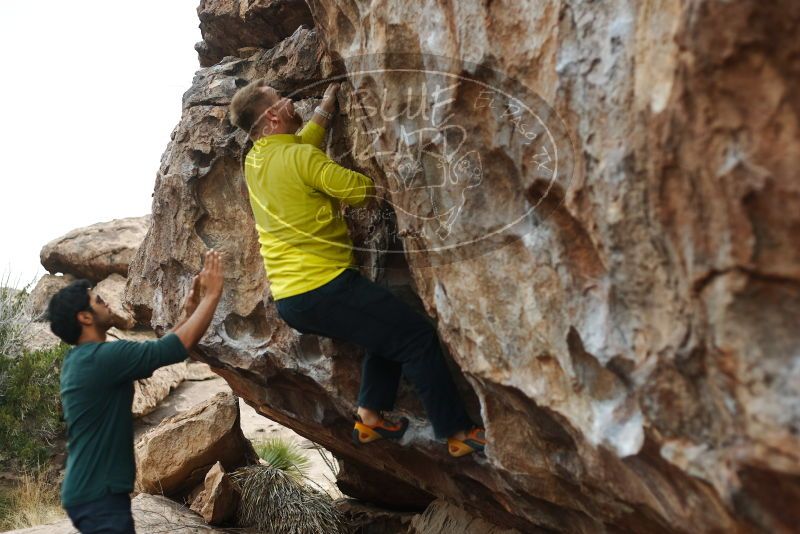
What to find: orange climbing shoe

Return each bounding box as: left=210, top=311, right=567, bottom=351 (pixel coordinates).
left=352, top=414, right=409, bottom=445
left=447, top=427, right=486, bottom=457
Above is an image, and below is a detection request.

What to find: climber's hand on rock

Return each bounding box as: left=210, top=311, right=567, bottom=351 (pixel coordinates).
left=322, top=83, right=339, bottom=106
left=173, top=250, right=224, bottom=350
left=180, top=275, right=201, bottom=318
left=199, top=250, right=224, bottom=300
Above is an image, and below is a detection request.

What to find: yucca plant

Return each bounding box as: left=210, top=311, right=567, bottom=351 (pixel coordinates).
left=231, top=464, right=346, bottom=534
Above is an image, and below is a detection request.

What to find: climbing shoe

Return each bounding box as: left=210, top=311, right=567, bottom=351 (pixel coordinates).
left=447, top=427, right=486, bottom=457
left=352, top=414, right=409, bottom=445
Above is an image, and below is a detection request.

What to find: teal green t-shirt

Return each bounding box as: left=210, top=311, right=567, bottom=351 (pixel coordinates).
left=59, top=333, right=188, bottom=507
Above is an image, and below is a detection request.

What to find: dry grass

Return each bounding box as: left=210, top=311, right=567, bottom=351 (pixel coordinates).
left=0, top=468, right=65, bottom=530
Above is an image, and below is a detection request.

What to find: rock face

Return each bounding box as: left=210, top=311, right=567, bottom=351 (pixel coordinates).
left=134, top=391, right=258, bottom=496
left=126, top=1, right=800, bottom=532
left=408, top=500, right=521, bottom=534
left=40, top=216, right=149, bottom=282
left=189, top=461, right=239, bottom=525
left=196, top=0, right=314, bottom=67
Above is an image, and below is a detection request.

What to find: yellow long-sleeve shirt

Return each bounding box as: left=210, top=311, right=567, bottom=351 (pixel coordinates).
left=244, top=121, right=374, bottom=300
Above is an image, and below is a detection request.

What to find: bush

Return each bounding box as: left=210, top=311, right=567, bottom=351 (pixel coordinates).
left=0, top=342, right=68, bottom=469
left=0, top=276, right=67, bottom=470
left=0, top=281, right=30, bottom=361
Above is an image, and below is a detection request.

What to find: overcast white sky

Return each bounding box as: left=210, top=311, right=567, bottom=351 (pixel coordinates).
left=0, top=1, right=201, bottom=287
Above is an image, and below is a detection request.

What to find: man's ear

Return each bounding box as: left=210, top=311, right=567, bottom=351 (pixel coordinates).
left=76, top=310, right=94, bottom=327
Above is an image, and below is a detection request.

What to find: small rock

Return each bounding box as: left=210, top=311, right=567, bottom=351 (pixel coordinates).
left=186, top=361, right=219, bottom=381
left=189, top=461, right=239, bottom=525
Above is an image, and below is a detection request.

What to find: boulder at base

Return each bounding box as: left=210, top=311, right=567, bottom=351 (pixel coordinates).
left=135, top=391, right=258, bottom=496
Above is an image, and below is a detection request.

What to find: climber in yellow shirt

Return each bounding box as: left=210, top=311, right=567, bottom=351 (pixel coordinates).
left=229, top=79, right=485, bottom=457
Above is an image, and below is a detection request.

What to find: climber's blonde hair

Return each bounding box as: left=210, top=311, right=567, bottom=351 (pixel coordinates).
left=229, top=78, right=274, bottom=133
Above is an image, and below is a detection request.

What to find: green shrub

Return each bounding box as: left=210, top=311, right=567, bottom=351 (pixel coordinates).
left=0, top=281, right=30, bottom=361
left=0, top=343, right=68, bottom=469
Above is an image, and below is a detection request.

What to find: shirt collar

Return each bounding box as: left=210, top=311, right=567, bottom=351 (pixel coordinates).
left=253, top=133, right=299, bottom=147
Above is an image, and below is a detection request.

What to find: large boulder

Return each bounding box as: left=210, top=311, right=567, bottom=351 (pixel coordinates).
left=40, top=216, right=149, bottom=282
left=126, top=1, right=800, bottom=532
left=134, top=391, right=258, bottom=496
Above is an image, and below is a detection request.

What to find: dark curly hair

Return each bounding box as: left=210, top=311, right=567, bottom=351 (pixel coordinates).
left=47, top=279, right=92, bottom=345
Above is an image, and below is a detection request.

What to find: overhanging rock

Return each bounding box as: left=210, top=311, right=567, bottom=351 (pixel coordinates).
left=127, top=1, right=800, bottom=531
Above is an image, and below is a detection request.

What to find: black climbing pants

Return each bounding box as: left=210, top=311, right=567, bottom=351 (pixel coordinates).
left=275, top=268, right=474, bottom=439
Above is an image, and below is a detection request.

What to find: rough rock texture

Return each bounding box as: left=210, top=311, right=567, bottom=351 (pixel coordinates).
left=186, top=360, right=219, bottom=381
left=336, top=458, right=434, bottom=511
left=408, top=499, right=521, bottom=534
left=189, top=461, right=239, bottom=525
left=94, top=273, right=136, bottom=329
left=40, top=216, right=150, bottom=282
left=126, top=1, right=800, bottom=532
left=196, top=0, right=314, bottom=67
left=27, top=273, right=75, bottom=319
left=134, top=391, right=258, bottom=496
left=5, top=494, right=233, bottom=534
left=336, top=499, right=417, bottom=534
